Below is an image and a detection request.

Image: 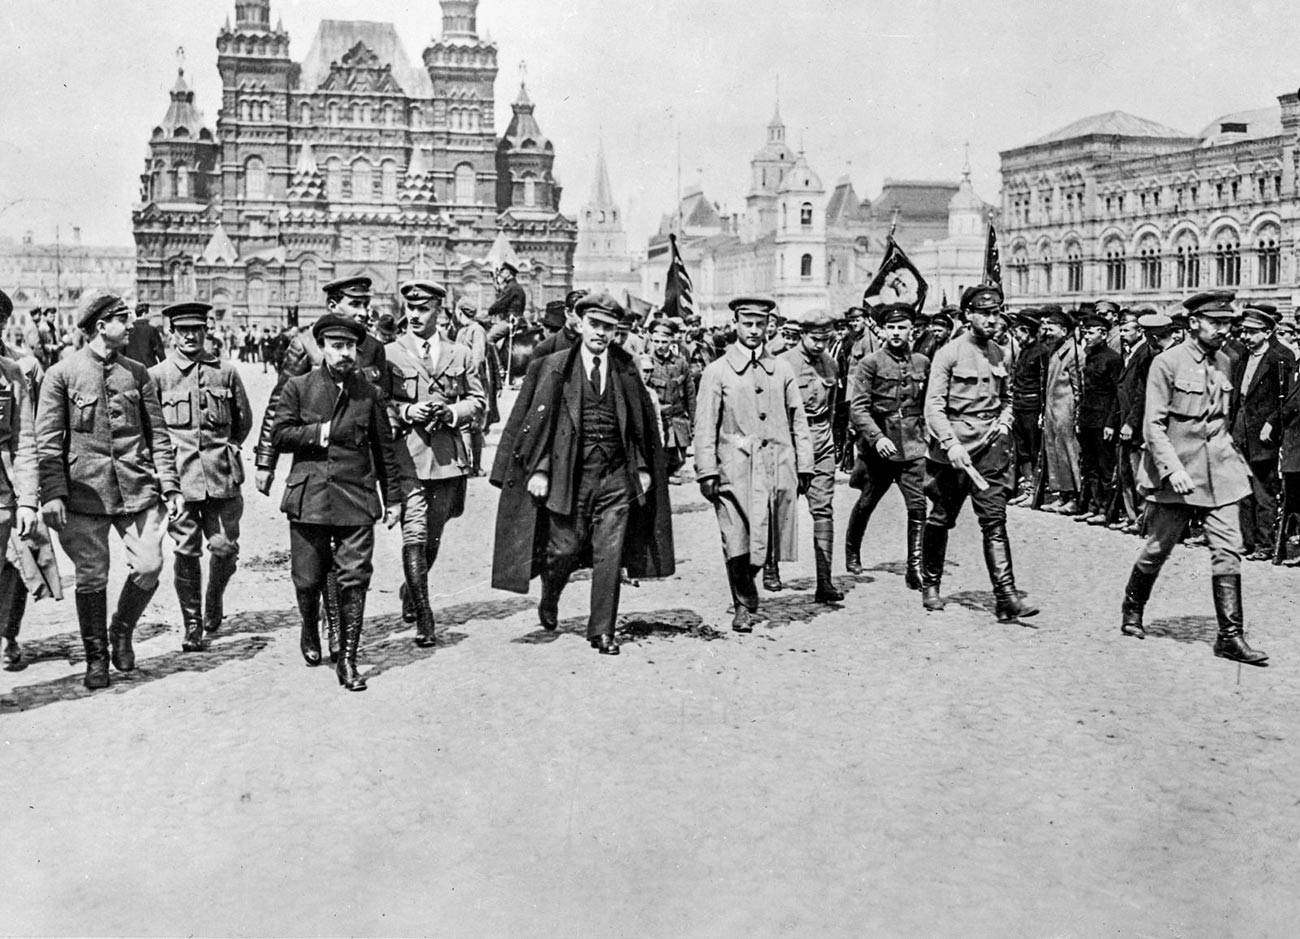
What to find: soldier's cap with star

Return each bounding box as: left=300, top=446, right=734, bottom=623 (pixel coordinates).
left=323, top=275, right=372, bottom=300
left=788, top=308, right=836, bottom=333
left=647, top=317, right=679, bottom=337
left=728, top=295, right=777, bottom=317
left=77, top=291, right=130, bottom=331
left=1243, top=301, right=1279, bottom=324
left=0, top=289, right=11, bottom=321
left=542, top=299, right=567, bottom=330
left=873, top=302, right=916, bottom=327
left=1183, top=290, right=1237, bottom=319
left=961, top=284, right=1003, bottom=313
left=574, top=290, right=625, bottom=325
left=564, top=289, right=588, bottom=311
left=399, top=280, right=446, bottom=306
left=162, top=301, right=213, bottom=329
left=311, top=312, right=367, bottom=345
left=1137, top=311, right=1174, bottom=332
left=1241, top=306, right=1276, bottom=331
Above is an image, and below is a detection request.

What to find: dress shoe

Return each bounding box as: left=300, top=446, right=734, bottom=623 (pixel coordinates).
left=845, top=551, right=864, bottom=576
left=1086, top=514, right=1110, bottom=526
left=762, top=567, right=784, bottom=592
left=538, top=577, right=561, bottom=631
left=591, top=634, right=620, bottom=655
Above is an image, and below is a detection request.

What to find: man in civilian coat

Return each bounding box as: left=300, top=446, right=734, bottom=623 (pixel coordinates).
left=489, top=291, right=674, bottom=656
left=271, top=314, right=405, bottom=691
left=1229, top=303, right=1294, bottom=559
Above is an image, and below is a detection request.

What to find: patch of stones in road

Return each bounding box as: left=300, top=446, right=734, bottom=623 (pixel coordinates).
left=241, top=549, right=292, bottom=572
left=1144, top=614, right=1218, bottom=647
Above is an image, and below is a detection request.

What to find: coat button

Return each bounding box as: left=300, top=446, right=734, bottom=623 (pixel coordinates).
left=759, top=412, right=766, bottom=420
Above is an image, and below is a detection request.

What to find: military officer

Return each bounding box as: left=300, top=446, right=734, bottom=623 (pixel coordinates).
left=270, top=313, right=405, bottom=691
left=694, top=296, right=813, bottom=632
left=487, top=261, right=527, bottom=324
left=645, top=318, right=697, bottom=482
left=37, top=292, right=182, bottom=689
left=452, top=297, right=491, bottom=477
left=845, top=303, right=930, bottom=586
left=1120, top=291, right=1267, bottom=665
left=921, top=285, right=1038, bottom=623
left=768, top=308, right=842, bottom=602
left=149, top=301, right=253, bottom=652
left=387, top=280, right=485, bottom=647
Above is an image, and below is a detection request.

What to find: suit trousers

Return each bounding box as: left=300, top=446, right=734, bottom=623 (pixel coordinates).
left=400, top=477, right=466, bottom=568
left=924, top=435, right=1013, bottom=532
left=60, top=502, right=167, bottom=593
left=545, top=460, right=631, bottom=640
left=1077, top=427, right=1116, bottom=513
left=1134, top=501, right=1242, bottom=577
left=289, top=522, right=375, bottom=592
left=168, top=496, right=243, bottom=559
left=1012, top=410, right=1041, bottom=474
left=1241, top=458, right=1281, bottom=552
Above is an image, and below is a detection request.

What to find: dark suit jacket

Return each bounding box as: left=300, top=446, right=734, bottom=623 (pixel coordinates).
left=1231, top=340, right=1294, bottom=463
left=270, top=365, right=405, bottom=526
left=489, top=342, right=675, bottom=593
left=1109, top=342, right=1154, bottom=444
left=123, top=319, right=166, bottom=369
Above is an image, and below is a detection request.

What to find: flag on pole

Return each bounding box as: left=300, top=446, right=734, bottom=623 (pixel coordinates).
left=983, top=222, right=1002, bottom=290
left=862, top=236, right=928, bottom=314
left=661, top=233, right=695, bottom=320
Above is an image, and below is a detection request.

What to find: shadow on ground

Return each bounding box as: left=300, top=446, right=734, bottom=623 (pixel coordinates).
left=1145, top=614, right=1217, bottom=647
left=512, top=607, right=721, bottom=645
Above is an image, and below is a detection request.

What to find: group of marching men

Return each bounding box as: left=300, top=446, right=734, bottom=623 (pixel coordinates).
left=0, top=270, right=1270, bottom=696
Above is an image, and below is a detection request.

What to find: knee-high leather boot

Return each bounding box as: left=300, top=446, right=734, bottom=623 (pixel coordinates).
left=322, top=569, right=342, bottom=664
left=813, top=519, right=843, bottom=603
left=983, top=524, right=1039, bottom=622
left=905, top=518, right=925, bottom=591
left=726, top=555, right=758, bottom=631
left=2, top=567, right=27, bottom=670
left=470, top=429, right=484, bottom=476
left=1120, top=566, right=1159, bottom=639
left=174, top=554, right=206, bottom=653
left=204, top=553, right=237, bottom=635
left=402, top=544, right=436, bottom=647
left=336, top=585, right=368, bottom=691
left=77, top=590, right=110, bottom=690
left=921, top=524, right=948, bottom=611
left=295, top=587, right=322, bottom=666
left=845, top=500, right=869, bottom=575
left=1211, top=574, right=1268, bottom=665
left=110, top=578, right=157, bottom=672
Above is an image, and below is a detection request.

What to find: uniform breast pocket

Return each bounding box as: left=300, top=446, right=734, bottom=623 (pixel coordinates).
left=387, top=365, right=418, bottom=403
left=433, top=367, right=466, bottom=398
left=162, top=391, right=193, bottom=428
left=1168, top=379, right=1205, bottom=417
left=952, top=366, right=981, bottom=389
left=204, top=387, right=232, bottom=428
left=116, top=388, right=141, bottom=429
left=72, top=393, right=98, bottom=432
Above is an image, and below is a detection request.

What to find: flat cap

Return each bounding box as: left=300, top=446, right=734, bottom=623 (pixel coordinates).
left=77, top=291, right=129, bottom=331
left=844, top=306, right=866, bottom=320
left=0, top=290, right=11, bottom=321
left=1243, top=301, right=1279, bottom=323
left=575, top=290, right=625, bottom=325
left=961, top=284, right=1003, bottom=313
left=1080, top=312, right=1110, bottom=331
left=1011, top=309, right=1041, bottom=330
left=311, top=312, right=366, bottom=345
left=1183, top=290, right=1237, bottom=319
left=728, top=295, right=777, bottom=317
left=1137, top=312, right=1173, bottom=331
left=789, top=308, right=836, bottom=332
left=929, top=309, right=955, bottom=330
left=874, top=302, right=916, bottom=326
left=1094, top=299, right=1121, bottom=318
left=542, top=299, right=566, bottom=330
left=1042, top=307, right=1075, bottom=332
left=565, top=289, right=588, bottom=310
left=399, top=280, right=446, bottom=304
left=647, top=317, right=679, bottom=337
left=162, top=301, right=213, bottom=329
left=1241, top=307, right=1276, bottom=331
left=323, top=275, right=373, bottom=299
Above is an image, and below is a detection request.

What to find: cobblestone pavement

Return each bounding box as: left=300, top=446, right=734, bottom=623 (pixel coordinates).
left=3, top=363, right=1299, bottom=937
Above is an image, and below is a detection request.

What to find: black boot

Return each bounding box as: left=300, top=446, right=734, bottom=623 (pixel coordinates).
left=984, top=524, right=1039, bottom=622
left=322, top=569, right=342, bottom=664
left=762, top=556, right=784, bottom=592
left=845, top=500, right=868, bottom=576
left=204, top=553, right=237, bottom=635
left=110, top=578, right=157, bottom=672
left=1121, top=566, right=1158, bottom=639
left=174, top=554, right=206, bottom=653
left=76, top=590, right=110, bottom=690
left=726, top=555, right=758, bottom=632
left=470, top=430, right=484, bottom=477
left=336, top=585, right=368, bottom=691
left=905, top=518, right=924, bottom=591
left=538, top=572, right=565, bottom=631
left=402, top=544, right=437, bottom=647
left=399, top=583, right=415, bottom=624
left=813, top=520, right=843, bottom=603
left=295, top=587, right=322, bottom=666
left=2, top=566, right=27, bottom=671
left=1211, top=574, right=1268, bottom=665
left=921, top=524, right=948, bottom=611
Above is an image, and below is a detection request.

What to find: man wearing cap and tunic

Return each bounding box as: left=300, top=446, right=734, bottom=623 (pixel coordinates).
left=37, top=292, right=182, bottom=690
left=921, top=284, right=1038, bottom=623
left=694, top=296, right=813, bottom=631
left=645, top=317, right=696, bottom=484
left=386, top=281, right=485, bottom=647
left=845, top=303, right=930, bottom=587
left=149, top=301, right=253, bottom=652
left=1120, top=290, right=1268, bottom=665
left=271, top=313, right=405, bottom=691
left=490, top=291, right=674, bottom=656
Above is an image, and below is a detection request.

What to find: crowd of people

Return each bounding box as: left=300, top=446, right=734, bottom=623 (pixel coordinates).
left=0, top=266, right=1277, bottom=693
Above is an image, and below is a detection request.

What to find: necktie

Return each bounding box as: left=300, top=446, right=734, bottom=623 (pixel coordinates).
left=590, top=355, right=602, bottom=393
left=421, top=340, right=431, bottom=363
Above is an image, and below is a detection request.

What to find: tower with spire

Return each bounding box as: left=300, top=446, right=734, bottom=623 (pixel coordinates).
left=744, top=96, right=797, bottom=240
left=772, top=151, right=829, bottom=316
left=573, top=141, right=637, bottom=292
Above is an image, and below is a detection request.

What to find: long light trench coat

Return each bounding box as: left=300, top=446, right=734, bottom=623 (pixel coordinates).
left=693, top=343, right=814, bottom=565
left=1043, top=337, right=1082, bottom=491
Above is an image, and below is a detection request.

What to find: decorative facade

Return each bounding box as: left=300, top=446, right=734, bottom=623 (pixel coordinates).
left=133, top=0, right=576, bottom=326
left=999, top=98, right=1300, bottom=312
left=0, top=231, right=135, bottom=335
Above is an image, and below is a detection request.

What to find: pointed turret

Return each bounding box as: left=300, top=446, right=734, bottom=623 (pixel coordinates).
left=400, top=146, right=436, bottom=205
left=287, top=141, right=326, bottom=203
left=496, top=79, right=558, bottom=212
left=590, top=139, right=614, bottom=208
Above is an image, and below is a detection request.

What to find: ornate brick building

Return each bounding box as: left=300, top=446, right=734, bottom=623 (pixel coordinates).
left=999, top=98, right=1300, bottom=312
left=132, top=0, right=575, bottom=326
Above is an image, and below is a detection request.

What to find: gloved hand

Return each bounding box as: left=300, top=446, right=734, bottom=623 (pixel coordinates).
left=698, top=476, right=720, bottom=502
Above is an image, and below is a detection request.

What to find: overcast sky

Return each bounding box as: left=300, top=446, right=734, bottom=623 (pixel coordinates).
left=0, top=0, right=1294, bottom=249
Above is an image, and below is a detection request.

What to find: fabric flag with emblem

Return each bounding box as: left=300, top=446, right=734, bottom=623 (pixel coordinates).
left=983, top=222, right=1002, bottom=290
left=862, top=235, right=928, bottom=314
left=661, top=233, right=696, bottom=320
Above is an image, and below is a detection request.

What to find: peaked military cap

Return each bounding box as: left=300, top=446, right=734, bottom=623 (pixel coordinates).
left=322, top=275, right=373, bottom=300
left=929, top=308, right=955, bottom=330
left=399, top=280, right=446, bottom=305
left=647, top=317, right=679, bottom=337
left=1243, top=301, right=1279, bottom=323
left=960, top=284, right=1003, bottom=313
left=162, top=301, right=213, bottom=329
left=564, top=289, right=588, bottom=311
left=77, top=292, right=129, bottom=331
left=311, top=312, right=366, bottom=345
left=789, top=308, right=836, bottom=333
left=1183, top=290, right=1237, bottom=319
left=1079, top=312, right=1110, bottom=331
left=844, top=305, right=866, bottom=320
left=874, top=302, right=916, bottom=326
left=1040, top=305, right=1074, bottom=332
left=1241, top=307, right=1276, bottom=331
left=499, top=260, right=519, bottom=276
left=574, top=290, right=625, bottom=325
left=1094, top=299, right=1121, bottom=318
left=728, top=295, right=777, bottom=317
left=1137, top=312, right=1174, bottom=332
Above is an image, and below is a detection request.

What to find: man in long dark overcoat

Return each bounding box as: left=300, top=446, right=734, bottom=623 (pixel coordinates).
left=490, top=291, right=674, bottom=655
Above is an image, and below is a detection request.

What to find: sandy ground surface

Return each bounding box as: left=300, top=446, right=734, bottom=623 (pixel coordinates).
left=2, top=361, right=1300, bottom=937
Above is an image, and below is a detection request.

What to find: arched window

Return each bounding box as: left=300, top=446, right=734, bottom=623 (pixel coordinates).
left=175, top=164, right=190, bottom=199
left=238, top=100, right=250, bottom=121
left=1138, top=237, right=1161, bottom=290
left=1065, top=243, right=1083, bottom=293
left=1104, top=240, right=1126, bottom=291
left=800, top=253, right=813, bottom=279
left=1257, top=229, right=1281, bottom=285
left=800, top=202, right=813, bottom=227
left=300, top=259, right=318, bottom=297
left=381, top=161, right=398, bottom=203
left=1175, top=233, right=1200, bottom=289
left=1039, top=247, right=1053, bottom=294
left=352, top=159, right=373, bottom=202
left=299, top=102, right=312, bottom=124
left=324, top=157, right=343, bottom=201
left=522, top=172, right=537, bottom=207
left=1214, top=230, right=1241, bottom=286
left=454, top=163, right=475, bottom=204
left=245, top=156, right=267, bottom=200
left=1009, top=246, right=1030, bottom=295
left=327, top=102, right=339, bottom=124
left=248, top=277, right=267, bottom=315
